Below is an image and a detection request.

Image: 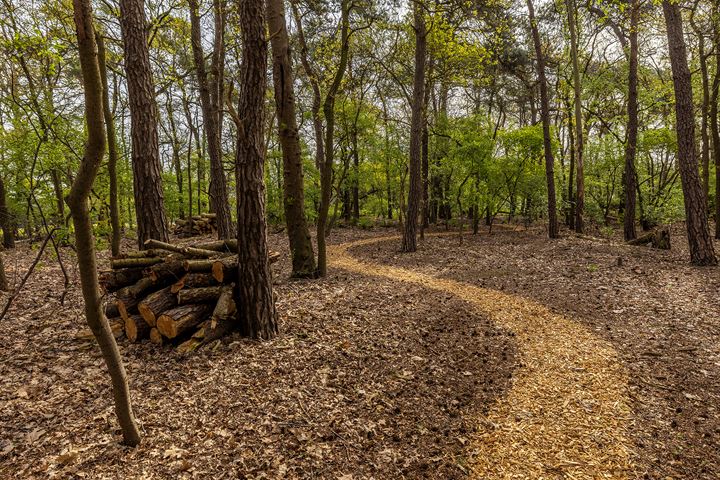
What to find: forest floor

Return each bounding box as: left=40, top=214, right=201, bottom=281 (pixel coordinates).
left=0, top=223, right=718, bottom=479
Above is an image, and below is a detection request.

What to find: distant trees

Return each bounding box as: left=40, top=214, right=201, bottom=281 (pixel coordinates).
left=68, top=0, right=141, bottom=445
left=119, top=0, right=169, bottom=248
left=0, top=0, right=718, bottom=269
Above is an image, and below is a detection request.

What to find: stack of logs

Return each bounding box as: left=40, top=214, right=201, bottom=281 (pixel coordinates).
left=173, top=213, right=217, bottom=238
left=91, top=238, right=279, bottom=353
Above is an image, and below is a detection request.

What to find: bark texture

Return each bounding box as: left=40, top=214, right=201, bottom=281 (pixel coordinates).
left=119, top=0, right=169, bottom=249
left=96, top=32, right=121, bottom=256
left=566, top=0, right=584, bottom=233
left=68, top=0, right=141, bottom=446
left=0, top=176, right=15, bottom=249
left=402, top=0, right=426, bottom=253
left=623, top=0, right=639, bottom=241
left=711, top=4, right=720, bottom=239
left=266, top=0, right=316, bottom=277
left=316, top=0, right=351, bottom=276
left=527, top=0, right=559, bottom=238
left=188, top=0, right=233, bottom=239
left=662, top=1, right=717, bottom=265
left=235, top=0, right=278, bottom=338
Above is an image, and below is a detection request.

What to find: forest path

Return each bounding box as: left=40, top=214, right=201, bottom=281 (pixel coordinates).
left=330, top=235, right=635, bottom=479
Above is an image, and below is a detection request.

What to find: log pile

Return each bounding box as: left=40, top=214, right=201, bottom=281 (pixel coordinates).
left=83, top=238, right=280, bottom=352
left=173, top=213, right=218, bottom=238
left=626, top=226, right=671, bottom=250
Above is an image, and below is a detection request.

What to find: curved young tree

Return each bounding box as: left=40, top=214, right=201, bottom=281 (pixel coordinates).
left=119, top=0, right=169, bottom=249
left=235, top=0, right=278, bottom=338
left=661, top=0, right=717, bottom=265
left=68, top=0, right=141, bottom=445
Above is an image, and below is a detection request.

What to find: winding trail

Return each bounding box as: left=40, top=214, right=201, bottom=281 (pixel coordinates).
left=330, top=236, right=635, bottom=479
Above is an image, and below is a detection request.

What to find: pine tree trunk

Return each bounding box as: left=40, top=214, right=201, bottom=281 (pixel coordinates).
left=235, top=0, right=278, bottom=338
left=662, top=1, right=717, bottom=265
left=119, top=0, right=169, bottom=249
left=68, top=0, right=141, bottom=446
left=402, top=0, right=426, bottom=253
left=623, top=0, right=639, bottom=241
left=527, top=0, right=559, bottom=238
left=266, top=0, right=317, bottom=277
left=189, top=0, right=233, bottom=239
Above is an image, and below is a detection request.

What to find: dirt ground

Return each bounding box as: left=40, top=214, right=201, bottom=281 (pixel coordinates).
left=0, top=230, right=515, bottom=479
left=1, top=224, right=718, bottom=479
left=352, top=223, right=720, bottom=479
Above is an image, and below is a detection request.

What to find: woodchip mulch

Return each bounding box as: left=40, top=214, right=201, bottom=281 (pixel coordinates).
left=352, top=224, right=720, bottom=479
left=338, top=235, right=634, bottom=479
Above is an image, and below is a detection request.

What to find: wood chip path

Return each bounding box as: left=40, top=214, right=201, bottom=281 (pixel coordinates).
left=330, top=235, right=635, bottom=479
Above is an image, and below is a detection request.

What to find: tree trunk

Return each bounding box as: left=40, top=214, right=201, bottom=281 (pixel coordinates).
left=188, top=0, right=233, bottom=239
left=119, top=0, right=169, bottom=249
left=623, top=0, right=639, bottom=241
left=527, top=0, right=559, bottom=238
left=67, top=0, right=141, bottom=446
left=266, top=0, right=316, bottom=277
left=96, top=33, right=122, bottom=256
left=711, top=4, right=720, bottom=239
left=566, top=0, right=584, bottom=233
left=235, top=0, right=278, bottom=338
left=290, top=0, right=324, bottom=172
left=402, top=0, right=426, bottom=253
left=0, top=176, right=14, bottom=249
left=662, top=1, right=717, bottom=265
left=316, top=0, right=351, bottom=276
left=0, top=252, right=7, bottom=291
left=165, top=95, right=185, bottom=220
left=690, top=9, right=711, bottom=205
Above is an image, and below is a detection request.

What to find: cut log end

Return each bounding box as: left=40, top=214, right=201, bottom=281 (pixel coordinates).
left=149, top=328, right=164, bottom=345
left=156, top=304, right=212, bottom=339
left=125, top=314, right=150, bottom=343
